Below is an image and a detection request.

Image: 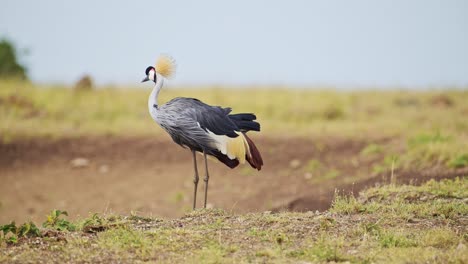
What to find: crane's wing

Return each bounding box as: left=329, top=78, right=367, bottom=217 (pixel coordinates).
left=162, top=97, right=263, bottom=170
left=189, top=100, right=240, bottom=138
left=186, top=98, right=263, bottom=169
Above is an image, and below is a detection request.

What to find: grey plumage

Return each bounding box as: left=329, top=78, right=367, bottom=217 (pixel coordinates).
left=156, top=98, right=238, bottom=137
left=153, top=97, right=261, bottom=167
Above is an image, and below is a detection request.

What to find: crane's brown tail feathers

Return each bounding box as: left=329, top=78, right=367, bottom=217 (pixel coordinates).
left=244, top=133, right=263, bottom=170
left=229, top=113, right=263, bottom=169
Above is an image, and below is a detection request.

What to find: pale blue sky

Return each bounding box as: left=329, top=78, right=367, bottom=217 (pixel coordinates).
left=1, top=0, right=467, bottom=87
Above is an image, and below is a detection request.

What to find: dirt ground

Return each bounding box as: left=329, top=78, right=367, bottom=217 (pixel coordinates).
left=1, top=135, right=466, bottom=223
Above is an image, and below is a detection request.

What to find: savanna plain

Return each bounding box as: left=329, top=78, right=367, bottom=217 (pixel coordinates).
left=0, top=81, right=467, bottom=263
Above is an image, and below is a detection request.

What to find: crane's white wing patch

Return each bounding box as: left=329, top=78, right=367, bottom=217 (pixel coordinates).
left=205, top=129, right=250, bottom=163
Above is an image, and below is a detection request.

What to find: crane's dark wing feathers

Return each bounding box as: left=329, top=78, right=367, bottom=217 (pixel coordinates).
left=176, top=98, right=238, bottom=138
left=228, top=113, right=257, bottom=121
left=176, top=98, right=261, bottom=136
left=228, top=113, right=260, bottom=132
left=197, top=109, right=239, bottom=137
left=168, top=98, right=260, bottom=136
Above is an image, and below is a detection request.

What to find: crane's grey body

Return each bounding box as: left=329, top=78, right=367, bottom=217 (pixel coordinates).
left=151, top=97, right=233, bottom=155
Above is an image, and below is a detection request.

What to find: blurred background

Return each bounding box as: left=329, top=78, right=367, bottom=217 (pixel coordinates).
left=2, top=0, right=468, bottom=87
left=1, top=0, right=467, bottom=223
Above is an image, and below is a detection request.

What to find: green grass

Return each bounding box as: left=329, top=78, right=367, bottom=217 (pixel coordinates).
left=448, top=153, right=468, bottom=168
left=1, top=81, right=467, bottom=138
left=360, top=143, right=384, bottom=156
left=331, top=177, right=468, bottom=219
left=1, top=177, right=466, bottom=263
left=1, top=81, right=466, bottom=262
left=2, top=80, right=468, bottom=172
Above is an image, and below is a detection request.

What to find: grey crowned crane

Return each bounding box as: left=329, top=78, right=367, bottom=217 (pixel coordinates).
left=141, top=56, right=263, bottom=209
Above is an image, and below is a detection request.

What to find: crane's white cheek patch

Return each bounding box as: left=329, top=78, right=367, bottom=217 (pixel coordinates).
left=149, top=70, right=155, bottom=81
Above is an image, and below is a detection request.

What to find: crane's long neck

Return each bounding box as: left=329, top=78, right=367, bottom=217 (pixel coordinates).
left=148, top=74, right=164, bottom=113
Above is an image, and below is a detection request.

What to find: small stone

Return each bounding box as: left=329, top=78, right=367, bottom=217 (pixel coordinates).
left=183, top=181, right=192, bottom=188
left=289, top=159, right=301, bottom=169
left=70, top=157, right=89, bottom=168
left=304, top=172, right=312, bottom=179
left=304, top=211, right=315, bottom=217
left=99, top=164, right=109, bottom=174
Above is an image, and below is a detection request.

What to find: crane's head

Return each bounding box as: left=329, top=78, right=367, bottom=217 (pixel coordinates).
left=141, top=55, right=176, bottom=83
left=141, top=66, right=156, bottom=83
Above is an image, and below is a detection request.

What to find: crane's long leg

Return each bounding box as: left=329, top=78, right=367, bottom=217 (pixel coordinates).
left=203, top=151, right=210, bottom=209
left=192, top=150, right=199, bottom=210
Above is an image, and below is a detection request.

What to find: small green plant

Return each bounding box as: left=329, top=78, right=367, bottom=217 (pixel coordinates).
left=447, top=153, right=468, bottom=168
left=82, top=213, right=103, bottom=227
left=372, top=154, right=400, bottom=174
left=372, top=164, right=386, bottom=174
left=384, top=154, right=400, bottom=168
left=304, top=159, right=322, bottom=172
left=77, top=213, right=107, bottom=232
left=323, top=169, right=340, bottom=180
left=360, top=143, right=383, bottom=156
left=172, top=192, right=185, bottom=203
left=0, top=222, right=18, bottom=244
left=378, top=230, right=418, bottom=248
left=330, top=194, right=364, bottom=214
left=42, top=210, right=76, bottom=231
left=0, top=221, right=40, bottom=244
left=17, top=221, right=41, bottom=238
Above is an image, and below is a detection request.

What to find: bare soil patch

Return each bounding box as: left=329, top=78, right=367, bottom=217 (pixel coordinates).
left=1, top=135, right=465, bottom=223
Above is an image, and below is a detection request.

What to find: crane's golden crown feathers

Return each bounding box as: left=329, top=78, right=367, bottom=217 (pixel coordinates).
left=155, top=55, right=176, bottom=78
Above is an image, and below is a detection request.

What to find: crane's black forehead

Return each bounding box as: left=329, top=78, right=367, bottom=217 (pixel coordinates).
left=145, top=66, right=155, bottom=75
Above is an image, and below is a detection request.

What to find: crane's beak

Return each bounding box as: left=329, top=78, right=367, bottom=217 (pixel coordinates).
left=141, top=76, right=150, bottom=83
